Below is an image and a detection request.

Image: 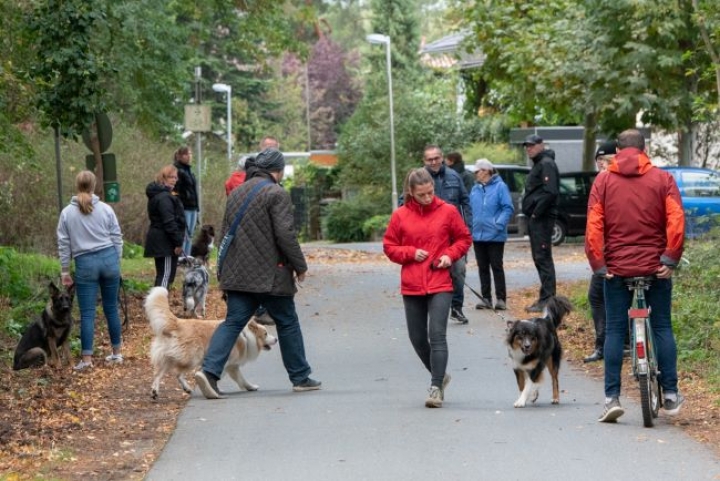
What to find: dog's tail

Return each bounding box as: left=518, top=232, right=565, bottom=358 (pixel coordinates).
left=144, top=287, right=179, bottom=335
left=544, top=296, right=573, bottom=328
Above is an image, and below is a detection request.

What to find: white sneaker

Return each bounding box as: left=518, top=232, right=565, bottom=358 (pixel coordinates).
left=425, top=386, right=443, bottom=408
left=73, top=360, right=93, bottom=371
left=105, top=353, right=124, bottom=363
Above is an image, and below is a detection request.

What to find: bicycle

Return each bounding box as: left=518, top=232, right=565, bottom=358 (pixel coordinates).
left=625, top=276, right=662, bottom=427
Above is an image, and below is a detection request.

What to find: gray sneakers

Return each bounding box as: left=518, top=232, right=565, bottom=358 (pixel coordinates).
left=663, top=393, right=685, bottom=415
left=293, top=378, right=322, bottom=392
left=494, top=300, right=507, bottom=310
left=425, top=386, right=443, bottom=408
left=598, top=397, right=624, bottom=422
left=475, top=298, right=492, bottom=310
left=195, top=370, right=224, bottom=399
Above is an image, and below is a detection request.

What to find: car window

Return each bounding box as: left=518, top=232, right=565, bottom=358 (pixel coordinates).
left=681, top=171, right=720, bottom=197
left=559, top=176, right=585, bottom=195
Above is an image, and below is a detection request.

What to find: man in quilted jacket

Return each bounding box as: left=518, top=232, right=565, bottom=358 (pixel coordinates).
left=195, top=148, right=321, bottom=398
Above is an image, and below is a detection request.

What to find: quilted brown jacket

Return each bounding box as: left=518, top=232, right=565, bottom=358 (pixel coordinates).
left=218, top=172, right=307, bottom=295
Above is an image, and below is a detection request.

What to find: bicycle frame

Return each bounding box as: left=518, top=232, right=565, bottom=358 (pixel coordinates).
left=626, top=276, right=661, bottom=427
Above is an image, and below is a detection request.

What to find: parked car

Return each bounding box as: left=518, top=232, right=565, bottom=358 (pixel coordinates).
left=517, top=171, right=598, bottom=245
left=661, top=166, right=720, bottom=237
left=467, top=164, right=530, bottom=233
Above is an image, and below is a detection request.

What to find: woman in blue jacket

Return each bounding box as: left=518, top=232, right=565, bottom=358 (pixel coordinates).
left=469, top=159, right=514, bottom=310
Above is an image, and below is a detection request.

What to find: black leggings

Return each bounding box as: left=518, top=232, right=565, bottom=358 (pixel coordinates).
left=154, top=256, right=178, bottom=288
left=402, top=292, right=451, bottom=387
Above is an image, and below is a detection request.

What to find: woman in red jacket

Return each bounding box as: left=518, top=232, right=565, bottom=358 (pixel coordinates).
left=383, top=168, right=472, bottom=408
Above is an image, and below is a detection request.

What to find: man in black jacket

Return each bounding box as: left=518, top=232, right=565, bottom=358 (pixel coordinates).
left=520, top=135, right=560, bottom=312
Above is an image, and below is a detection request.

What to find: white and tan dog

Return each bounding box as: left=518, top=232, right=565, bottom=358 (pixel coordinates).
left=144, top=286, right=277, bottom=399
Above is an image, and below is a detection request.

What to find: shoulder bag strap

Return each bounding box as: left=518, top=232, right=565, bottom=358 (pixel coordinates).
left=226, top=180, right=272, bottom=237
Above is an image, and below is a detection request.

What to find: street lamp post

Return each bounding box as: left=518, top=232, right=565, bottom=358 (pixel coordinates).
left=366, top=33, right=398, bottom=211
left=212, top=83, right=232, bottom=163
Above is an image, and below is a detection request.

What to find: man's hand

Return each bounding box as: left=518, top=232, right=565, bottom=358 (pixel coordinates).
left=415, top=249, right=429, bottom=262
left=296, top=272, right=306, bottom=283
left=656, top=265, right=674, bottom=279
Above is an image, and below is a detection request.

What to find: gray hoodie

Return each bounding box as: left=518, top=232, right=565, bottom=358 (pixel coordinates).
left=57, top=194, right=123, bottom=271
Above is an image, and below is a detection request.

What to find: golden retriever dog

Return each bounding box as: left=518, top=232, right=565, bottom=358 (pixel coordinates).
left=144, top=286, right=277, bottom=399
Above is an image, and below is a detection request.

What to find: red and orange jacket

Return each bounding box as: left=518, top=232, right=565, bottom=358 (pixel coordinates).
left=383, top=195, right=471, bottom=296
left=585, top=148, right=685, bottom=277
left=224, top=171, right=246, bottom=196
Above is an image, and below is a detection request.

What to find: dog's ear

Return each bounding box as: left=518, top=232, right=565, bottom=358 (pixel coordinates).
left=66, top=284, right=75, bottom=298
left=49, top=282, right=60, bottom=297
left=506, top=320, right=515, bottom=329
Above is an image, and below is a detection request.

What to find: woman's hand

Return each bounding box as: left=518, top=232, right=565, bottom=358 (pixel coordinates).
left=414, top=249, right=429, bottom=262
left=174, top=246, right=183, bottom=256
left=61, top=273, right=74, bottom=287
left=435, top=255, right=452, bottom=269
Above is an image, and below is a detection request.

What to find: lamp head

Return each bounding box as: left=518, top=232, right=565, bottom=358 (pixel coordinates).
left=212, top=83, right=231, bottom=93
left=366, top=33, right=390, bottom=45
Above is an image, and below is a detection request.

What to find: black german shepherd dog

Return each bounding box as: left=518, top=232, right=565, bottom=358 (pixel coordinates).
left=13, top=282, right=75, bottom=370
left=505, top=296, right=573, bottom=408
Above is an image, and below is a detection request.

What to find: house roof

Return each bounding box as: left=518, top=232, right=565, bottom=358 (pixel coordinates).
left=420, top=31, right=485, bottom=70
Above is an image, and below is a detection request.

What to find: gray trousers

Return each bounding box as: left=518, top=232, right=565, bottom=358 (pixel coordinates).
left=402, top=292, right=452, bottom=387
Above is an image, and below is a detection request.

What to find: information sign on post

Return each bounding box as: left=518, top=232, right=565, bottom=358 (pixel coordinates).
left=184, top=105, right=212, bottom=132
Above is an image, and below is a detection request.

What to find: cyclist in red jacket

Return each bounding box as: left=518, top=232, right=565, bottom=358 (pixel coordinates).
left=585, top=129, right=685, bottom=422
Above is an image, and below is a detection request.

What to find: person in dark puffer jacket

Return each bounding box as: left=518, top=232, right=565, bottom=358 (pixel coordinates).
left=173, top=146, right=198, bottom=257
left=144, top=165, right=186, bottom=288
left=194, top=148, right=321, bottom=399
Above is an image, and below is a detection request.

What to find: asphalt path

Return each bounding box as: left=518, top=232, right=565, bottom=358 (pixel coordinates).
left=146, top=241, right=719, bottom=481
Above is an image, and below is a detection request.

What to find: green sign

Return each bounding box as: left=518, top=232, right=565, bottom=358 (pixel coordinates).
left=105, top=181, right=120, bottom=203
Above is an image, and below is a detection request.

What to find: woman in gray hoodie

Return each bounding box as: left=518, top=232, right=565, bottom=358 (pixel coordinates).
left=57, top=170, right=124, bottom=371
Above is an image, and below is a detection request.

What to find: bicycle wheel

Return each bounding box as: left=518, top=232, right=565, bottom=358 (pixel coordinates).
left=639, top=373, right=655, bottom=427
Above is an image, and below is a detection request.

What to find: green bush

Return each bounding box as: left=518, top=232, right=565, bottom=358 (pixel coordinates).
left=325, top=200, right=381, bottom=242
left=0, top=246, right=60, bottom=332
left=362, top=214, right=390, bottom=237
left=462, top=142, right=522, bottom=166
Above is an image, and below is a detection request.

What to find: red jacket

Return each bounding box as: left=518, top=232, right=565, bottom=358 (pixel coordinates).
left=383, top=196, right=471, bottom=295
left=225, top=171, right=246, bottom=196
left=585, top=148, right=684, bottom=277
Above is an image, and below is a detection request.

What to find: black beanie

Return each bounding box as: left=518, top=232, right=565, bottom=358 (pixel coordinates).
left=254, top=148, right=285, bottom=172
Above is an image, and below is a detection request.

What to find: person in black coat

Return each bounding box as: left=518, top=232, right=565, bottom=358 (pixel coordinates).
left=173, top=146, right=199, bottom=257
left=144, top=164, right=186, bottom=288
left=520, top=135, right=560, bottom=312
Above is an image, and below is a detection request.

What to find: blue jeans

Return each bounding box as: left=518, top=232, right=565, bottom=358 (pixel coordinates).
left=450, top=255, right=466, bottom=310
left=603, top=276, right=679, bottom=398
left=403, top=292, right=451, bottom=387
left=183, top=209, right=198, bottom=256
left=202, top=291, right=312, bottom=385
left=74, top=247, right=122, bottom=356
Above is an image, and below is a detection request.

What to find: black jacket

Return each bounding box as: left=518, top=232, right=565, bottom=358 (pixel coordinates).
left=173, top=161, right=199, bottom=211
left=521, top=149, right=559, bottom=219
left=144, top=182, right=187, bottom=257
left=448, top=160, right=476, bottom=194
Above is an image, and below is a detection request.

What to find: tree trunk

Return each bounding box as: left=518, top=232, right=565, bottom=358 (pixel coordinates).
left=582, top=112, right=598, bottom=171
left=678, top=123, right=693, bottom=166
left=54, top=126, right=63, bottom=214
left=91, top=119, right=104, bottom=198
